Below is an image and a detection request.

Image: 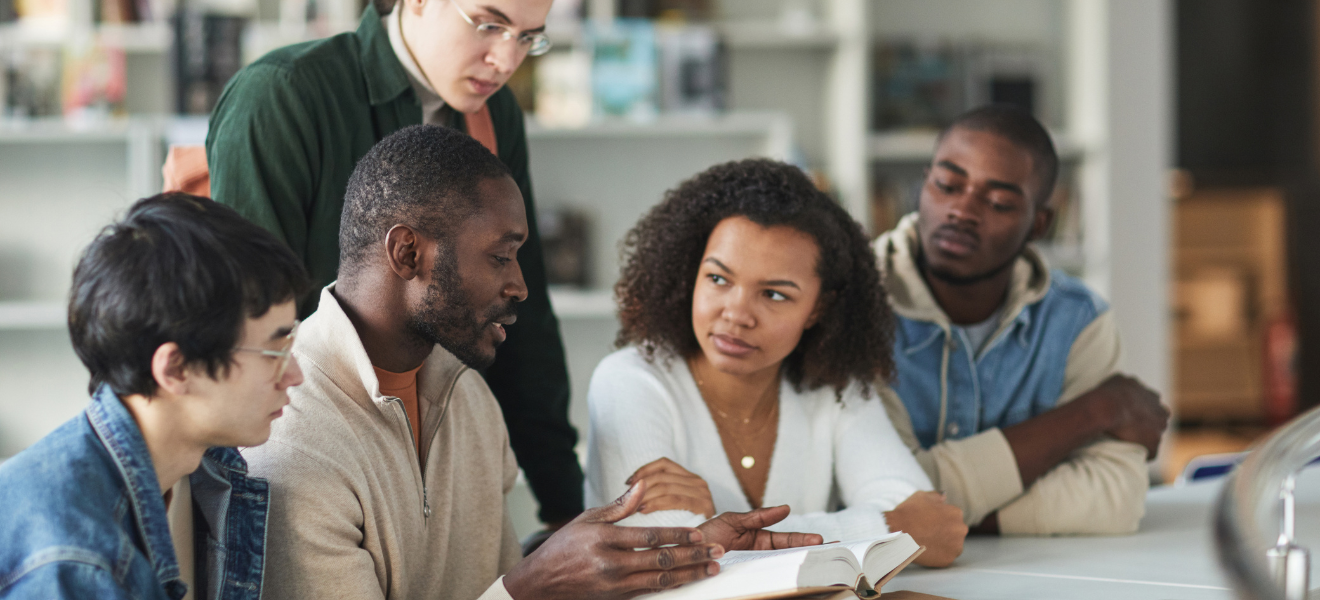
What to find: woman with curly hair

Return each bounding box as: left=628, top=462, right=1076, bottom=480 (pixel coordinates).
left=584, top=159, right=967, bottom=566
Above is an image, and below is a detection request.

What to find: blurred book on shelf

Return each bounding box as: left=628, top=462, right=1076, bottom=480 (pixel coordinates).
left=618, top=0, right=710, bottom=21
left=869, top=167, right=922, bottom=235
left=61, top=40, right=126, bottom=119
left=871, top=40, right=1054, bottom=132
left=94, top=0, right=155, bottom=23
left=527, top=16, right=727, bottom=127
left=13, top=0, right=67, bottom=21
left=175, top=9, right=245, bottom=114
left=534, top=50, right=592, bottom=128
left=656, top=23, right=723, bottom=115
left=872, top=41, right=962, bottom=132
left=3, top=47, right=63, bottom=118
left=538, top=207, right=591, bottom=288
left=588, top=18, right=657, bottom=121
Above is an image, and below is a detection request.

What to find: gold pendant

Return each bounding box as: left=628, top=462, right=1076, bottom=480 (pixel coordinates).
left=741, top=455, right=755, bottom=469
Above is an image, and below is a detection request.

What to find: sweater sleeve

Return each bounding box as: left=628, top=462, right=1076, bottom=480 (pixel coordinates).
left=585, top=351, right=706, bottom=529
left=882, top=311, right=1151, bottom=534
left=767, top=386, right=932, bottom=541
left=241, top=439, right=386, bottom=600
left=996, top=310, right=1150, bottom=535
left=880, top=387, right=1023, bottom=526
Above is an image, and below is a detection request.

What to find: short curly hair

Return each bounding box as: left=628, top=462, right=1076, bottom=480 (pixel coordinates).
left=339, top=124, right=511, bottom=271
left=615, top=158, right=896, bottom=396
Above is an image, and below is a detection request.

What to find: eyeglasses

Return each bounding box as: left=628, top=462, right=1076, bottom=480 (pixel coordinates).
left=235, top=320, right=300, bottom=381
left=451, top=0, right=553, bottom=57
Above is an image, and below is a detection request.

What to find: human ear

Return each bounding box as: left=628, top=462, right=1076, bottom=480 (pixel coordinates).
left=384, top=225, right=426, bottom=281
left=151, top=342, right=191, bottom=397
left=405, top=0, right=426, bottom=17
left=1027, top=203, right=1055, bottom=242
left=805, top=291, right=835, bottom=330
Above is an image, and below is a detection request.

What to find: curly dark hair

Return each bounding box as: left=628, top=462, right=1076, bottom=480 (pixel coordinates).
left=615, top=158, right=896, bottom=396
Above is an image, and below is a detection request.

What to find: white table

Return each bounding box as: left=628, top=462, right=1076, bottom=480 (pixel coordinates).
left=884, top=469, right=1320, bottom=599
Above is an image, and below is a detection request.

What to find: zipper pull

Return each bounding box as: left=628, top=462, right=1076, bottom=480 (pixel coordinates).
left=423, top=484, right=431, bottom=519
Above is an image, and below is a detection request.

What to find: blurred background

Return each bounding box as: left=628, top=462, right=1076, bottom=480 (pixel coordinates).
left=0, top=0, right=1309, bottom=537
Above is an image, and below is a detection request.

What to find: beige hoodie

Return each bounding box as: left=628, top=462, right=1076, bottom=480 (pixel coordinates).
left=242, top=286, right=520, bottom=599
left=873, top=214, right=1149, bottom=535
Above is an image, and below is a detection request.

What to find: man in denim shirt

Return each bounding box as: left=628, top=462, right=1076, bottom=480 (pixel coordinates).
left=875, top=106, right=1171, bottom=535
left=0, top=193, right=309, bottom=599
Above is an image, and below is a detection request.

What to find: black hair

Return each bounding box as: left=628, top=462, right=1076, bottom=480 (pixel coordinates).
left=68, top=192, right=310, bottom=397
left=939, top=104, right=1060, bottom=205
left=615, top=158, right=896, bottom=396
left=339, top=124, right=512, bottom=271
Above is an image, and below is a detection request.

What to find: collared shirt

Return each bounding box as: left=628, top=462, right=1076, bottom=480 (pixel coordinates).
left=0, top=385, right=269, bottom=599
left=385, top=4, right=448, bottom=125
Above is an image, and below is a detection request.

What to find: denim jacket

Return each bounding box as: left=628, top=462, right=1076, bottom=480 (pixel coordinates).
left=874, top=214, right=1149, bottom=534
left=0, top=385, right=269, bottom=600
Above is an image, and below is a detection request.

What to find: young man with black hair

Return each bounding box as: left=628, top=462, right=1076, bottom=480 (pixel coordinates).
left=875, top=105, right=1171, bottom=535
left=243, top=124, right=822, bottom=600
left=0, top=193, right=309, bottom=599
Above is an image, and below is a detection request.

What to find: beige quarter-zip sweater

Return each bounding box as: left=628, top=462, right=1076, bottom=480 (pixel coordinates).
left=873, top=214, right=1149, bottom=535
left=242, top=285, right=520, bottom=600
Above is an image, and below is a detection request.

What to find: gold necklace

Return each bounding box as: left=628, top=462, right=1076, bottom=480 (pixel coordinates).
left=691, top=366, right=778, bottom=470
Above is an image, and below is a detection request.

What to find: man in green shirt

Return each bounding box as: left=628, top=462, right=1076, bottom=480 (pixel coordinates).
left=206, top=0, right=583, bottom=528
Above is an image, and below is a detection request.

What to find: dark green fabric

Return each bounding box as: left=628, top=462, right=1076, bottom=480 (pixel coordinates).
left=206, top=5, right=583, bottom=523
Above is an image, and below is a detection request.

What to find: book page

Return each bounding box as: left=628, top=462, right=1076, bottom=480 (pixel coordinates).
left=858, top=534, right=919, bottom=585
left=637, top=551, right=809, bottom=600
left=718, top=547, right=817, bottom=567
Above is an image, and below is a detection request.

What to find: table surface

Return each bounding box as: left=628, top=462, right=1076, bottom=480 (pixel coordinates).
left=883, top=469, right=1320, bottom=600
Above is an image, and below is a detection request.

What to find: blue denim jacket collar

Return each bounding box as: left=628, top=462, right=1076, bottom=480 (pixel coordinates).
left=876, top=213, right=1052, bottom=347
left=877, top=214, right=1107, bottom=448
left=193, top=445, right=269, bottom=600
left=85, top=384, right=186, bottom=597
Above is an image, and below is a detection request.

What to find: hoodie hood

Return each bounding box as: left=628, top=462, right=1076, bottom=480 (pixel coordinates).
left=873, top=212, right=1052, bottom=332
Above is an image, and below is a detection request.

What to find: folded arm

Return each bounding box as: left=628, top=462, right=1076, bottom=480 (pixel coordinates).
left=883, top=312, right=1166, bottom=534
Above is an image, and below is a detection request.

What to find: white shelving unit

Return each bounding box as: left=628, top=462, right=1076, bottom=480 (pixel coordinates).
left=0, top=0, right=1173, bottom=506
left=0, top=301, right=65, bottom=329
left=868, top=129, right=1092, bottom=163
left=0, top=20, right=170, bottom=51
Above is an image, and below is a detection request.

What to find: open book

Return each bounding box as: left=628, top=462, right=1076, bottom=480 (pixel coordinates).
left=639, top=532, right=924, bottom=600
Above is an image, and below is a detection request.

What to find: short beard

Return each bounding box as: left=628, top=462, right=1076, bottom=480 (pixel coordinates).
left=918, top=241, right=1025, bottom=287
left=404, top=244, right=517, bottom=370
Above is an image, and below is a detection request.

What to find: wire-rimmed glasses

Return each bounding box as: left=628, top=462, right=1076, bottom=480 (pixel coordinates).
left=451, top=0, right=553, bottom=56
left=235, top=320, right=300, bottom=381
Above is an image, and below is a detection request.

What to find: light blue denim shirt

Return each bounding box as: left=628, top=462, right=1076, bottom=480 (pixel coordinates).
left=874, top=214, right=1150, bottom=535
left=875, top=215, right=1108, bottom=449
left=891, top=269, right=1107, bottom=448
left=0, top=385, right=269, bottom=600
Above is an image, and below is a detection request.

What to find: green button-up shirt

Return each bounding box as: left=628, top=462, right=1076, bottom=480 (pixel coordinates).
left=206, top=5, right=582, bottom=522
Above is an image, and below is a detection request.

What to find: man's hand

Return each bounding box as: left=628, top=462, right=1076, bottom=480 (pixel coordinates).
left=698, top=505, right=824, bottom=551
left=628, top=458, right=716, bottom=518
left=1094, top=374, right=1170, bottom=459
left=883, top=491, right=967, bottom=568
left=503, top=482, right=724, bottom=600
